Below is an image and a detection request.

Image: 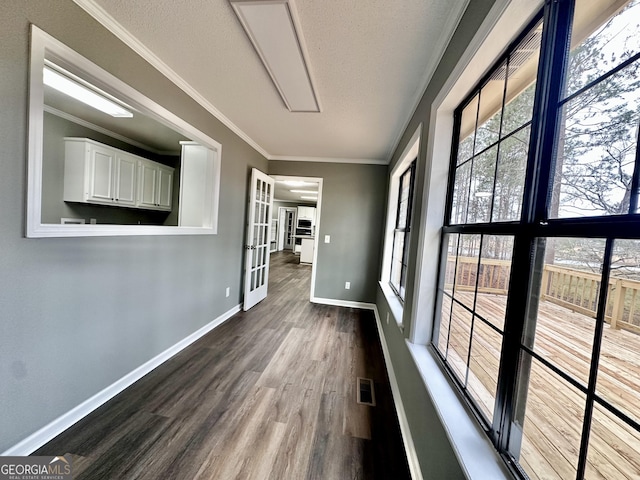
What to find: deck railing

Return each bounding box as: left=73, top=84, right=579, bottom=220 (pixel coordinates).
left=445, top=257, right=640, bottom=334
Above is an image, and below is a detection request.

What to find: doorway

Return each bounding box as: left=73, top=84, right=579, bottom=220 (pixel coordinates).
left=270, top=175, right=323, bottom=301
left=277, top=207, right=297, bottom=251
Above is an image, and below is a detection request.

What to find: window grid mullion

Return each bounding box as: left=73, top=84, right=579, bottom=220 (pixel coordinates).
left=576, top=238, right=614, bottom=479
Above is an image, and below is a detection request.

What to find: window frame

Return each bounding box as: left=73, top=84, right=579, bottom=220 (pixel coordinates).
left=432, top=2, right=640, bottom=479
left=390, top=160, right=417, bottom=301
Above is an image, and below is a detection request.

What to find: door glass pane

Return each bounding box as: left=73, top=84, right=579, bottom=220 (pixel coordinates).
left=266, top=183, right=271, bottom=203
left=251, top=270, right=256, bottom=291
left=599, top=239, right=640, bottom=425
left=515, top=355, right=586, bottom=480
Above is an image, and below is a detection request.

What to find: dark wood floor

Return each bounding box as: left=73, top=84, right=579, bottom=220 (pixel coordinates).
left=35, top=251, right=411, bottom=479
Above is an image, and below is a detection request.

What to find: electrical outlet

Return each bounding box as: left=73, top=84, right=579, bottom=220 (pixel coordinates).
left=345, top=281, right=350, bottom=290
left=324, top=235, right=331, bottom=243
left=90, top=218, right=97, bottom=224
left=225, top=287, right=230, bottom=298
left=386, top=312, right=389, bottom=325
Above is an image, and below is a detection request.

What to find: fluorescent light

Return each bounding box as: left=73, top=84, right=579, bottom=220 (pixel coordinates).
left=230, top=0, right=320, bottom=112
left=280, top=180, right=315, bottom=187
left=300, top=195, right=318, bottom=200
left=43, top=66, right=133, bottom=118
left=290, top=189, right=317, bottom=194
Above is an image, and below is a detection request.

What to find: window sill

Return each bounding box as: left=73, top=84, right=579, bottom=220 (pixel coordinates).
left=379, top=281, right=405, bottom=331
left=406, top=341, right=512, bottom=480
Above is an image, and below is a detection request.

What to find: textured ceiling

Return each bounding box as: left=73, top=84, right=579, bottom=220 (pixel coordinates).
left=78, top=0, right=468, bottom=163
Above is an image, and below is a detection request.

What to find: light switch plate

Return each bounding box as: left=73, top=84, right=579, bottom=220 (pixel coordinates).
left=324, top=235, right=330, bottom=243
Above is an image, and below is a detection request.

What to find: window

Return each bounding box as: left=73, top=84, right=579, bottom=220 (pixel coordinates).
left=390, top=160, right=416, bottom=300
left=27, top=26, right=221, bottom=238
left=433, top=1, right=640, bottom=479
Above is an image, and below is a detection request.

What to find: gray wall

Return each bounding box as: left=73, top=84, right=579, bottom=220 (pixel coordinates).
left=0, top=0, right=267, bottom=452
left=41, top=112, right=179, bottom=225
left=269, top=161, right=387, bottom=303
left=375, top=0, right=499, bottom=478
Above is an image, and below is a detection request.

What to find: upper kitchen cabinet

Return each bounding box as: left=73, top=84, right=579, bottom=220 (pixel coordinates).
left=297, top=206, right=316, bottom=223
left=63, top=137, right=173, bottom=212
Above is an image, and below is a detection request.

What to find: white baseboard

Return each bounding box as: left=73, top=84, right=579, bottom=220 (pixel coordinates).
left=372, top=306, right=424, bottom=480
left=2, top=304, right=242, bottom=456
left=310, top=296, right=376, bottom=310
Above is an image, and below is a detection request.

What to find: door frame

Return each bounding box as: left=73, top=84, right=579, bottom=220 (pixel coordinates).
left=271, top=175, right=323, bottom=301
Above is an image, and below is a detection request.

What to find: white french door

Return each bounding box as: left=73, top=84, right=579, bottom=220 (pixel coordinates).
left=243, top=168, right=275, bottom=311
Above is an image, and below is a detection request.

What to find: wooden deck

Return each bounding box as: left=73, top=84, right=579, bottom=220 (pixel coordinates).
left=440, top=292, right=640, bottom=480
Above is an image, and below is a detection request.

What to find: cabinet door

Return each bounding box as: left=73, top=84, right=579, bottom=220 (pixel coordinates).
left=114, top=154, right=137, bottom=206
left=87, top=144, right=115, bottom=203
left=138, top=161, right=158, bottom=208
left=156, top=166, right=173, bottom=210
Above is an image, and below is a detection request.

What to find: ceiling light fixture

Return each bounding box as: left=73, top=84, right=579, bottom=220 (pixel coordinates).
left=290, top=189, right=317, bottom=194
left=43, top=65, right=133, bottom=118
left=300, top=195, right=318, bottom=200
left=280, top=180, right=315, bottom=187
left=230, top=0, right=320, bottom=112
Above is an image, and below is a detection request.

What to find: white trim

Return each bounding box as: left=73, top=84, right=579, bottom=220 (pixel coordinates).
left=72, top=0, right=269, bottom=159
left=269, top=155, right=387, bottom=165
left=310, top=297, right=376, bottom=311
left=43, top=105, right=178, bottom=156
left=379, top=281, right=405, bottom=328
left=27, top=25, right=222, bottom=238
left=372, top=306, right=423, bottom=480
left=385, top=0, right=470, bottom=163
left=406, top=343, right=510, bottom=480
left=1, top=303, right=242, bottom=457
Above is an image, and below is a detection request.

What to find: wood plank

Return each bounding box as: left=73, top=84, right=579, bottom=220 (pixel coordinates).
left=34, top=251, right=410, bottom=480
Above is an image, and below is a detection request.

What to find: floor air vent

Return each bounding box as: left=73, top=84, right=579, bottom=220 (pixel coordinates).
left=357, top=377, right=376, bottom=406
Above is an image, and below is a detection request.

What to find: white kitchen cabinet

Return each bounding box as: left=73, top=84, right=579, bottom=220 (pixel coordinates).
left=297, top=206, right=316, bottom=221
left=63, top=138, right=173, bottom=212
left=137, top=160, right=173, bottom=211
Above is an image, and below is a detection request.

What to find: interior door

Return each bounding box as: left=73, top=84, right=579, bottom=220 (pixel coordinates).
left=243, top=168, right=275, bottom=311
left=284, top=209, right=296, bottom=250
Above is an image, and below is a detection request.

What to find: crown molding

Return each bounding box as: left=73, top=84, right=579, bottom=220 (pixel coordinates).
left=385, top=0, right=471, bottom=164
left=269, top=155, right=388, bottom=165
left=72, top=0, right=270, bottom=159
